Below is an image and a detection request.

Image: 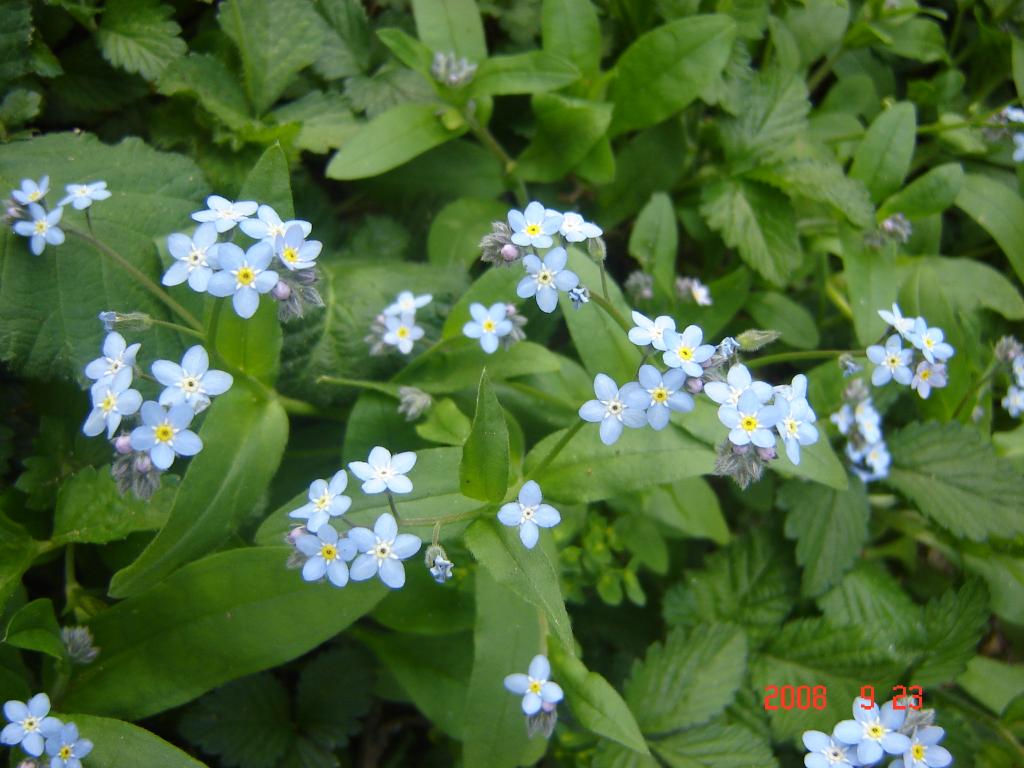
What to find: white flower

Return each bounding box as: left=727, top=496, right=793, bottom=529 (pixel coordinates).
left=1003, top=385, right=1024, bottom=418
left=509, top=201, right=562, bottom=249
left=163, top=223, right=219, bottom=292
left=690, top=278, right=712, bottom=306
left=907, top=318, right=954, bottom=363
left=382, top=313, right=424, bottom=354
left=516, top=247, right=579, bottom=313
left=348, top=446, right=416, bottom=494
left=627, top=310, right=675, bottom=351
left=704, top=364, right=773, bottom=407
left=58, top=181, right=111, bottom=210
left=558, top=211, right=602, bottom=242
left=504, top=655, right=564, bottom=715
left=191, top=194, right=258, bottom=233
left=384, top=291, right=432, bottom=317
left=11, top=176, right=49, bottom=205
left=878, top=303, right=917, bottom=339
left=84, top=332, right=141, bottom=385
left=151, top=345, right=233, bottom=413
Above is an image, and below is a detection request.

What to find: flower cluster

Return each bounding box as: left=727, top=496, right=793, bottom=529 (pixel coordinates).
left=7, top=175, right=111, bottom=256
left=832, top=379, right=890, bottom=483
left=996, top=336, right=1024, bottom=418
left=3, top=693, right=92, bottom=767
left=365, top=290, right=432, bottom=355
left=866, top=213, right=913, bottom=248
left=872, top=304, right=953, bottom=399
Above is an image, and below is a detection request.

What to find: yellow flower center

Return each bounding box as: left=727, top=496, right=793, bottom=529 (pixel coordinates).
left=59, top=745, right=73, bottom=759
left=28, top=190, right=41, bottom=202
left=919, top=369, right=931, bottom=381
left=866, top=724, right=885, bottom=740
left=911, top=744, right=926, bottom=761
left=34, top=219, right=47, bottom=235
left=101, top=392, right=117, bottom=414
left=236, top=266, right=256, bottom=286
left=396, top=326, right=410, bottom=339
left=282, top=246, right=299, bottom=263
left=528, top=680, right=543, bottom=694
left=22, top=717, right=38, bottom=732
left=785, top=417, right=799, bottom=436
left=676, top=345, right=694, bottom=361
left=924, top=336, right=935, bottom=349
left=154, top=423, right=175, bottom=443
left=537, top=268, right=554, bottom=285
left=525, top=223, right=541, bottom=236
left=482, top=318, right=496, bottom=333
left=740, top=415, right=759, bottom=432
left=320, top=544, right=338, bottom=561
left=77, top=185, right=89, bottom=196
left=652, top=386, right=669, bottom=403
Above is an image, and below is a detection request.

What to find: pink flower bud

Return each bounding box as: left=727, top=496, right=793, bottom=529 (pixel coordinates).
left=114, top=435, right=133, bottom=454
left=133, top=454, right=152, bottom=473
left=500, top=244, right=519, bottom=261
left=271, top=281, right=292, bottom=301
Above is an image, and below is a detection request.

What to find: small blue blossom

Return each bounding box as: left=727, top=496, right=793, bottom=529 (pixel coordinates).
left=867, top=334, right=914, bottom=387
left=912, top=360, right=947, bottom=399
left=1013, top=355, right=1024, bottom=387
left=463, top=302, right=513, bottom=353
left=1004, top=106, right=1024, bottom=124
left=775, top=398, right=818, bottom=465
left=429, top=553, right=454, bottom=583
left=705, top=364, right=773, bottom=408
left=191, top=194, right=258, bottom=233
left=83, top=367, right=142, bottom=438
left=384, top=291, right=432, bottom=317
left=1, top=693, right=62, bottom=757
left=497, top=480, right=561, bottom=549
left=558, top=211, right=602, bottom=242
left=627, top=310, right=675, bottom=351
left=239, top=203, right=311, bottom=244
left=1015, top=133, right=1024, bottom=163
left=348, top=512, right=422, bottom=589
left=129, top=401, right=203, bottom=470
left=849, top=439, right=890, bottom=482
left=45, top=721, right=93, bottom=768
left=509, top=201, right=562, bottom=248
left=275, top=224, right=322, bottom=271
left=11, top=176, right=49, bottom=205
left=801, top=730, right=859, bottom=768
left=289, top=470, right=352, bottom=532
left=907, top=318, right=954, bottom=363
left=622, top=365, right=694, bottom=430
left=831, top=404, right=853, bottom=435
left=163, top=223, right=219, bottom=292
left=13, top=203, right=64, bottom=255
left=892, top=726, right=953, bottom=768
left=295, top=522, right=357, bottom=587
left=567, top=284, right=590, bottom=309
left=348, top=446, right=416, bottom=494
left=854, top=399, right=882, bottom=444
left=58, top=181, right=111, bottom=210
left=207, top=242, right=279, bottom=319
left=382, top=312, right=424, bottom=354
left=152, top=345, right=233, bottom=413
left=834, top=697, right=911, bottom=764
left=1003, top=385, right=1024, bottom=417
left=504, top=655, right=564, bottom=716
left=517, top=247, right=579, bottom=313
left=662, top=325, right=715, bottom=377
left=84, top=331, right=141, bottom=385
left=773, top=373, right=809, bottom=405
left=579, top=373, right=648, bottom=445
left=717, top=336, right=740, bottom=358
left=718, top=390, right=781, bottom=449
left=878, top=303, right=917, bottom=339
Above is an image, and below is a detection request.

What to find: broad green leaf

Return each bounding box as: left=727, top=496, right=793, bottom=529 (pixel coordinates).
left=0, top=88, right=42, bottom=131
left=52, top=467, right=170, bottom=544
left=839, top=223, right=898, bottom=346
left=958, top=656, right=1024, bottom=716
left=849, top=102, right=916, bottom=203
left=609, top=16, right=736, bottom=136
left=774, top=437, right=850, bottom=502
left=914, top=579, right=988, bottom=686
left=64, top=547, right=386, bottom=718
left=469, top=51, right=580, bottom=97
left=61, top=714, right=207, bottom=767
left=296, top=644, right=374, bottom=750
left=597, top=121, right=686, bottom=228
left=96, top=0, right=186, bottom=81
left=395, top=338, right=563, bottom=395
left=4, top=598, right=65, bottom=660
left=517, top=94, right=613, bottom=182
left=749, top=159, right=874, bottom=228
left=219, top=0, right=325, bottom=114
left=0, top=513, right=43, bottom=614
left=595, top=742, right=660, bottom=768
left=1014, top=35, right=1024, bottom=101
left=312, top=0, right=371, bottom=79
left=0, top=0, right=31, bottom=89
left=955, top=173, right=1024, bottom=285
left=271, top=90, right=359, bottom=154
left=701, top=178, right=802, bottom=286
left=460, top=371, right=510, bottom=503
left=158, top=54, right=253, bottom=130
left=880, top=18, right=946, bottom=63
left=745, top=291, right=818, bottom=350
left=641, top=477, right=729, bottom=544
left=371, top=555, right=474, bottom=635
left=886, top=421, right=1024, bottom=542
left=427, top=197, right=507, bottom=268
left=896, top=257, right=1024, bottom=321
left=779, top=476, right=869, bottom=598
left=326, top=102, right=465, bottom=180
left=109, top=387, right=288, bottom=598
left=962, top=550, right=1024, bottom=625
left=629, top=192, right=677, bottom=296
left=652, top=720, right=778, bottom=768
left=878, top=163, right=963, bottom=220
left=376, top=27, right=434, bottom=77
left=411, top=0, right=487, bottom=61
left=782, top=0, right=849, bottom=66
left=720, top=69, right=809, bottom=167
left=542, top=0, right=601, bottom=77
left=416, top=398, right=472, bottom=445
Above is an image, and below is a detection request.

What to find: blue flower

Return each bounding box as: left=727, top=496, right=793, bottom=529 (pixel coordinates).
left=11, top=176, right=49, bottom=205
left=58, top=181, right=111, bottom=210
left=912, top=360, right=947, bottom=399
left=559, top=211, right=602, bottom=242
left=289, top=470, right=352, bottom=532
left=867, top=334, right=914, bottom=386
left=497, top=480, right=561, bottom=549
left=578, top=373, right=648, bottom=445
left=517, top=247, right=579, bottom=313
left=907, top=318, right=954, bottom=363
left=45, top=721, right=93, bottom=768
left=705, top=364, right=773, bottom=408
left=775, top=398, right=818, bottom=465
left=509, top=201, right=562, bottom=248
left=878, top=303, right=917, bottom=340
left=163, top=223, right=219, bottom=292
left=1004, top=385, right=1024, bottom=417
left=834, top=697, right=911, bottom=764
left=429, top=553, right=454, bottom=583
left=627, top=310, right=675, bottom=351
left=207, top=242, right=279, bottom=319
left=83, top=367, right=142, bottom=438
left=1015, top=133, right=1024, bottom=163
left=348, top=446, right=416, bottom=494
left=854, top=399, right=882, bottom=444
left=463, top=302, right=513, bottom=353
left=774, top=373, right=809, bottom=405
left=275, top=224, right=322, bottom=271
left=191, top=194, right=258, bottom=233
left=891, top=727, right=952, bottom=768
left=13, top=202, right=64, bottom=255
left=129, top=401, right=203, bottom=470
left=718, top=389, right=781, bottom=448
left=504, top=655, right=564, bottom=715
left=295, top=522, right=357, bottom=587
left=239, top=203, right=311, bottom=244
left=384, top=291, right=432, bottom=317
left=152, top=345, right=233, bottom=413
left=801, top=730, right=859, bottom=768
left=1013, top=356, right=1024, bottom=387
left=662, top=325, right=715, bottom=377
left=84, top=331, right=141, bottom=385
left=831, top=404, right=854, bottom=435
left=382, top=313, right=424, bottom=354
left=1, top=693, right=62, bottom=757
left=622, top=365, right=694, bottom=430
left=348, top=512, right=422, bottom=589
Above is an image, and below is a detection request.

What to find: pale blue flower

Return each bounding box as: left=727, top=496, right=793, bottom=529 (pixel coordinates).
left=1003, top=385, right=1024, bottom=417
left=878, top=303, right=917, bottom=339
left=207, top=242, right=279, bottom=319
left=517, top=247, right=579, bottom=313
left=504, top=655, right=564, bottom=715
left=831, top=404, right=854, bottom=435
left=627, top=310, right=675, bottom=351
left=1004, top=106, right=1024, bottom=124
left=867, top=334, right=914, bottom=387
left=384, top=290, right=432, bottom=317
left=705, top=364, right=772, bottom=408
left=907, top=318, right=954, bottom=363
left=348, top=512, right=422, bottom=589
left=463, top=302, right=513, bottom=353
left=348, top=446, right=416, bottom=494
left=1, top=693, right=62, bottom=757
left=801, top=730, right=859, bottom=768
left=13, top=202, right=64, bottom=255
left=662, top=325, right=715, bottom=377
left=1013, top=356, right=1024, bottom=387
left=854, top=399, right=882, bottom=444
left=275, top=224, right=322, bottom=271
left=163, top=222, right=219, bottom=292
left=191, top=194, right=257, bottom=233
left=45, top=721, right=93, bottom=768
left=912, top=360, right=947, bottom=399
left=151, top=345, right=233, bottom=413
left=834, top=697, right=911, bottom=765
left=11, top=176, right=49, bottom=205
left=58, top=181, right=111, bottom=210
left=774, top=373, right=809, bottom=404
left=892, top=727, right=952, bottom=768
left=775, top=398, right=818, bottom=465
left=579, top=373, right=648, bottom=445
left=567, top=284, right=590, bottom=309
left=429, top=554, right=454, bottom=583
left=1015, top=133, right=1024, bottom=163
left=509, top=201, right=562, bottom=248
left=295, top=522, right=357, bottom=587
left=718, top=389, right=781, bottom=448
left=850, top=440, right=890, bottom=482
left=239, top=203, right=311, bottom=244
left=622, top=365, right=694, bottom=430
left=83, top=367, right=142, bottom=438
left=84, top=331, right=141, bottom=385
left=559, top=211, right=602, bottom=242
left=129, top=401, right=202, bottom=470
left=289, top=470, right=352, bottom=532
left=382, top=313, right=424, bottom=354
left=497, top=480, right=561, bottom=549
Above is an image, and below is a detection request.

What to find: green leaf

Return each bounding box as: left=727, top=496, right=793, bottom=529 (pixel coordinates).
left=629, top=192, right=678, bottom=296
left=219, top=0, right=325, bottom=114
left=651, top=720, right=778, bottom=768
left=326, top=102, right=465, bottom=180
left=61, top=714, right=207, bottom=768
left=109, top=387, right=289, bottom=598
left=158, top=54, right=253, bottom=130
left=779, top=476, right=869, bottom=598
left=541, top=0, right=601, bottom=78
left=313, top=0, right=371, bottom=79
left=896, top=257, right=1024, bottom=321
left=625, top=624, right=747, bottom=733
left=700, top=178, right=802, bottom=286
left=0, top=88, right=42, bottom=130
left=849, top=102, right=916, bottom=203
left=962, top=550, right=1024, bottom=625
left=914, top=579, right=988, bottom=686
left=52, top=467, right=170, bottom=544
left=272, top=90, right=359, bottom=154
left=296, top=644, right=374, bottom=749
left=597, top=121, right=686, bottom=228
left=839, top=222, right=898, bottom=347
left=958, top=656, right=1024, bottom=716
left=955, top=173, right=1024, bottom=285
left=0, top=513, right=43, bottom=614
left=641, top=477, right=730, bottom=544
left=0, top=0, right=32, bottom=90
left=371, top=555, right=474, bottom=635
left=396, top=338, right=562, bottom=395
left=880, top=18, right=946, bottom=63
left=96, top=0, right=186, bottom=81
left=63, top=547, right=386, bottom=719
left=460, top=371, right=510, bottom=503
left=416, top=398, right=472, bottom=445
left=745, top=291, right=819, bottom=350
left=878, top=163, right=963, bottom=220
left=517, top=94, right=613, bottom=183
left=376, top=27, right=435, bottom=77
left=469, top=51, right=580, bottom=97
left=720, top=69, right=809, bottom=167
left=411, top=0, right=487, bottom=61
left=886, top=421, right=1024, bottom=542
left=749, top=159, right=874, bottom=228
left=1014, top=35, right=1024, bottom=101
left=4, top=599, right=65, bottom=660
left=609, top=15, right=736, bottom=136
left=427, top=197, right=507, bottom=268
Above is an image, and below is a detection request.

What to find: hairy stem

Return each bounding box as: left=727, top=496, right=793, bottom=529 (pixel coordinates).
left=462, top=109, right=529, bottom=207
left=589, top=293, right=632, bottom=334
left=746, top=349, right=858, bottom=369
left=525, top=420, right=585, bottom=481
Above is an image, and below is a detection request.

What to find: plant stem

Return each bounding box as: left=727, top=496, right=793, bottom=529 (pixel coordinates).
left=386, top=491, right=401, bottom=522
left=589, top=293, right=632, bottom=334
left=462, top=108, right=529, bottom=207
left=317, top=375, right=400, bottom=398
left=746, top=349, right=858, bottom=369
left=525, top=420, right=585, bottom=481
left=952, top=360, right=998, bottom=420
left=147, top=317, right=206, bottom=340
left=598, top=262, right=610, bottom=300
left=403, top=504, right=487, bottom=527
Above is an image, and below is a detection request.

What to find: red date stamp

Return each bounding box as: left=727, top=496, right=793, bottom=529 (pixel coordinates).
left=763, top=685, right=924, bottom=711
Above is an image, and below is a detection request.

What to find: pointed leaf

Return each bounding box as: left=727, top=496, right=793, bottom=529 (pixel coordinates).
left=461, top=370, right=510, bottom=503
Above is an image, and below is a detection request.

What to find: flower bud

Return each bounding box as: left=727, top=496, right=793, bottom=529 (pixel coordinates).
left=839, top=354, right=862, bottom=377
left=133, top=454, right=152, bottom=473
left=500, top=243, right=519, bottom=262
left=61, top=625, right=100, bottom=664
left=97, top=310, right=153, bottom=332
left=737, top=329, right=781, bottom=351
left=271, top=281, right=292, bottom=301
left=756, top=445, right=776, bottom=461
left=424, top=544, right=454, bottom=584
left=114, top=434, right=133, bottom=454
left=397, top=386, right=433, bottom=421
left=685, top=377, right=703, bottom=394
left=567, top=285, right=590, bottom=310
left=623, top=271, right=653, bottom=302
left=526, top=706, right=558, bottom=739
left=995, top=335, right=1023, bottom=363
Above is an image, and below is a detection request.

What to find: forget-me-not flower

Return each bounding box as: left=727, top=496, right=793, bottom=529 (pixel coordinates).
left=773, top=373, right=808, bottom=405
left=558, top=211, right=602, bottom=242
left=289, top=470, right=352, bottom=532
left=867, top=334, right=914, bottom=387
left=509, top=201, right=562, bottom=248
left=891, top=726, right=953, bottom=768
left=579, top=373, right=648, bottom=445
left=152, top=345, right=233, bottom=413
left=907, top=318, right=954, bottom=363
left=382, top=312, right=424, bottom=354
left=831, top=404, right=854, bottom=435
left=207, top=242, right=279, bottom=319
left=348, top=512, right=421, bottom=589
left=911, top=360, right=947, bottom=399
left=13, top=203, right=64, bottom=255
left=775, top=398, right=818, bottom=465
left=84, top=331, right=141, bottom=385
left=834, top=697, right=911, bottom=764
left=58, top=181, right=111, bottom=210
left=295, top=523, right=357, bottom=587
left=129, top=401, right=203, bottom=470
left=191, top=194, right=258, bottom=232
left=1003, top=385, right=1024, bottom=417
left=239, top=203, right=311, bottom=243
left=627, top=311, right=675, bottom=351
left=384, top=291, right=432, bottom=317
left=622, top=365, right=694, bottom=430
left=879, top=303, right=917, bottom=339
left=11, top=176, right=49, bottom=205
left=705, top=364, right=773, bottom=407
left=801, top=730, right=859, bottom=768
left=83, top=367, right=142, bottom=438
left=275, top=224, right=322, bottom=271
left=497, top=480, right=561, bottom=549
left=719, top=390, right=781, bottom=448
left=504, top=655, right=564, bottom=716
left=349, top=446, right=416, bottom=494
left=163, top=222, right=219, bottom=292
left=1013, top=355, right=1024, bottom=387
left=854, top=399, right=882, bottom=444
left=45, top=721, right=93, bottom=768
left=1015, top=133, right=1024, bottom=163
left=662, top=325, right=715, bottom=377
left=463, top=302, right=513, bottom=353
left=517, top=247, right=579, bottom=313
left=1, top=693, right=62, bottom=757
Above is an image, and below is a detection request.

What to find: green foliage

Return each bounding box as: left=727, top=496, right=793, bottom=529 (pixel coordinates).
left=96, top=0, right=185, bottom=81
left=4, top=598, right=65, bottom=660
left=460, top=371, right=510, bottom=503
left=67, top=714, right=207, bottom=767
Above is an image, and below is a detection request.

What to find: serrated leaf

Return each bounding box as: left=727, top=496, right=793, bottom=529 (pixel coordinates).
left=652, top=720, right=778, bottom=768
left=0, top=88, right=41, bottom=129
left=158, top=54, right=253, bottom=130
left=411, top=0, right=487, bottom=61
left=955, top=173, right=1024, bottom=286
left=64, top=715, right=206, bottom=768
left=313, top=0, right=371, bottom=79
left=272, top=90, right=359, bottom=154
left=0, top=513, right=42, bottom=614
left=297, top=644, right=374, bottom=749
left=720, top=69, right=809, bottom=167
left=95, top=0, right=185, bottom=81
left=629, top=192, right=677, bottom=296
left=849, top=102, right=916, bottom=203
left=460, top=371, right=510, bottom=503
left=749, top=159, right=874, bottom=228
left=878, top=163, right=963, bottom=220
left=52, top=467, right=170, bottom=544
left=4, top=599, right=65, bottom=660
left=914, top=579, right=988, bottom=686
left=0, top=0, right=32, bottom=89
left=886, top=421, right=1024, bottom=542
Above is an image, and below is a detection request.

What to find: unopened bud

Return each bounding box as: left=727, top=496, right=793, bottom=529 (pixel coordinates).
left=736, top=329, right=781, bottom=351
left=61, top=625, right=99, bottom=664
left=839, top=354, right=862, bottom=377
left=114, top=434, right=133, bottom=454
left=424, top=544, right=454, bottom=584
left=567, top=285, right=590, bottom=310
left=717, top=337, right=740, bottom=358
left=587, top=236, right=607, bottom=262
left=97, top=310, right=152, bottom=332
left=133, top=454, right=152, bottom=473
left=686, top=378, right=703, bottom=394
left=500, top=243, right=519, bottom=262
left=756, top=445, right=776, bottom=461
left=397, top=386, right=433, bottom=421
left=995, top=335, right=1023, bottom=363
left=271, top=281, right=292, bottom=301
left=526, top=706, right=558, bottom=738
